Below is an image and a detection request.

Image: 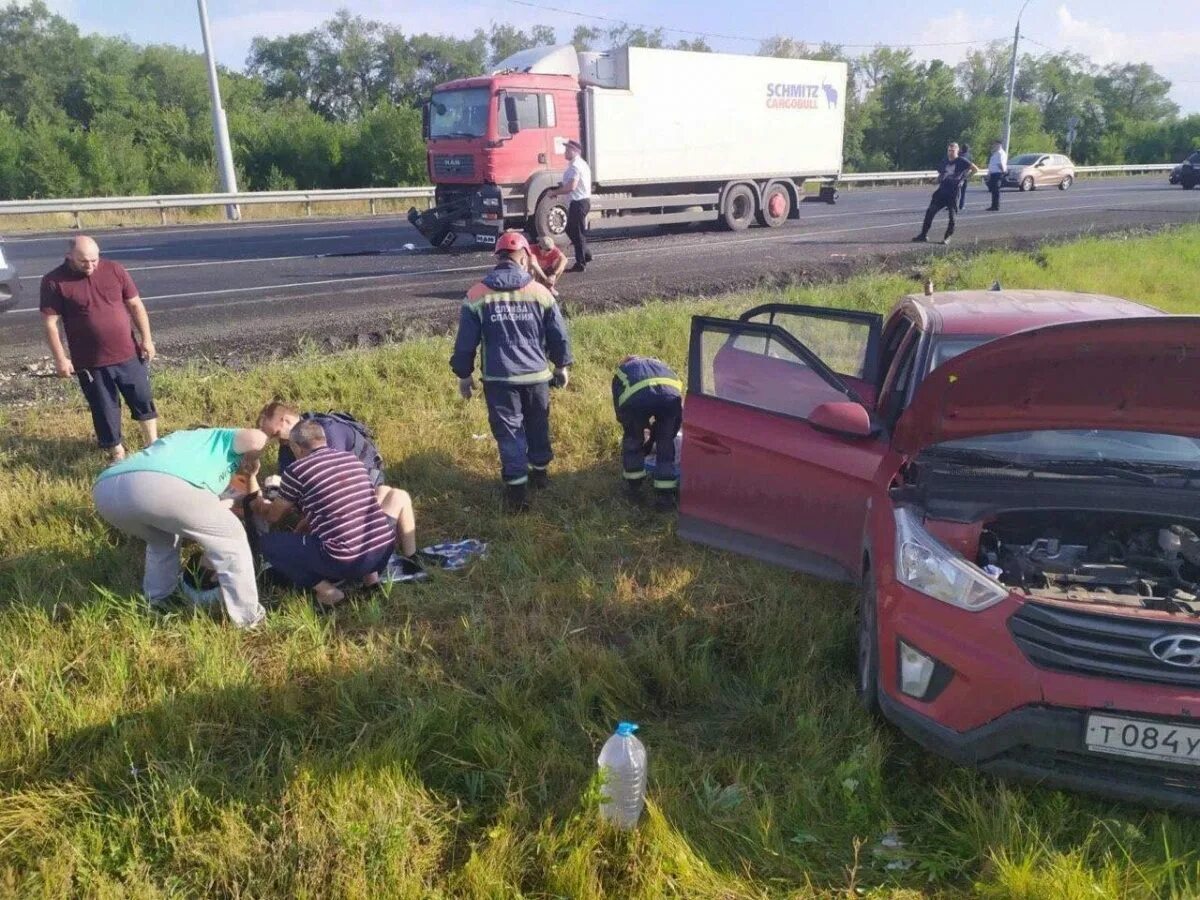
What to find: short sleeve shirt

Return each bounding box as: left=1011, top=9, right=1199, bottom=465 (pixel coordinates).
left=40, top=259, right=140, bottom=369
left=96, top=428, right=242, bottom=494
left=563, top=156, right=591, bottom=201
left=935, top=157, right=973, bottom=196
left=532, top=245, right=566, bottom=273
left=277, top=447, right=395, bottom=561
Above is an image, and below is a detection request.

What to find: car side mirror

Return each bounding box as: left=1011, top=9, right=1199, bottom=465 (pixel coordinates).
left=810, top=401, right=874, bottom=438
left=504, top=95, right=520, bottom=134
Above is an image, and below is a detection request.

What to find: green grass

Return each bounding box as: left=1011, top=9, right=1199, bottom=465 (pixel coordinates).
left=4, top=226, right=1200, bottom=898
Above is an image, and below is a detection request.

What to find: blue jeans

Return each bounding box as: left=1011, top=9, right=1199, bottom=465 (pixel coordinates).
left=260, top=529, right=394, bottom=589
left=483, top=381, right=552, bottom=484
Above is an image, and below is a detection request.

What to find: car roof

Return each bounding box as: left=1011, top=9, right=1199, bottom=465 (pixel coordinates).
left=901, top=290, right=1162, bottom=336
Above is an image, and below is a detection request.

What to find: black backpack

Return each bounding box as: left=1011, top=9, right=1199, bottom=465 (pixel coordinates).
left=279, top=411, right=386, bottom=488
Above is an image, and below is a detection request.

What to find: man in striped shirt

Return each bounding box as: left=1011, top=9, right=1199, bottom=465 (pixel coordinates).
left=250, top=420, right=409, bottom=607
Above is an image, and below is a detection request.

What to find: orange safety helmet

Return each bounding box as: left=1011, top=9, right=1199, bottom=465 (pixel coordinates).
left=495, top=231, right=530, bottom=254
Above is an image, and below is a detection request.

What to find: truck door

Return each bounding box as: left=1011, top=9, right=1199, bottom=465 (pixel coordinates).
left=679, top=310, right=885, bottom=581
left=498, top=91, right=554, bottom=183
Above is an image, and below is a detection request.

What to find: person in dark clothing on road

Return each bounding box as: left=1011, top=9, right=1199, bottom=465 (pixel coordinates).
left=957, top=144, right=972, bottom=211
left=913, top=142, right=980, bottom=245
left=612, top=356, right=683, bottom=510
left=985, top=139, right=1008, bottom=211
left=554, top=139, right=592, bottom=272
left=451, top=231, right=573, bottom=512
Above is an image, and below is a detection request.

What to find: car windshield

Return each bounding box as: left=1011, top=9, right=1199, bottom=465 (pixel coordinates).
left=930, top=430, right=1200, bottom=467
left=429, top=88, right=490, bottom=139
left=1010, top=154, right=1040, bottom=165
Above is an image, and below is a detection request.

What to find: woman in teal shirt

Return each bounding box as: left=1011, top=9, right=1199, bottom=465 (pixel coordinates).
left=93, top=427, right=269, bottom=628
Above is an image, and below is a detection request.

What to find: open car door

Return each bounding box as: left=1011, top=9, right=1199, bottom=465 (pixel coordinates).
left=680, top=307, right=884, bottom=581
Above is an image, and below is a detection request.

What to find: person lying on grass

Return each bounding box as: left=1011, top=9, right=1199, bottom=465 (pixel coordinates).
left=248, top=420, right=415, bottom=608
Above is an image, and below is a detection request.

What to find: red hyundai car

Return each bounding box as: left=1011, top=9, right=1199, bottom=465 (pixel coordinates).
left=680, top=290, right=1200, bottom=810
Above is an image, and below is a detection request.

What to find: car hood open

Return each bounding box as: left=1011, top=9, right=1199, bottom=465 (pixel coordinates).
left=893, top=317, right=1200, bottom=455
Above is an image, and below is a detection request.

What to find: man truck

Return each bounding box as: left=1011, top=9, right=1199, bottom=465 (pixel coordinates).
left=408, top=44, right=847, bottom=249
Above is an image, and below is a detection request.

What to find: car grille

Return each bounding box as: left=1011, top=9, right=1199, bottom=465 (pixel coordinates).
left=1009, top=602, right=1200, bottom=688
left=432, top=154, right=475, bottom=178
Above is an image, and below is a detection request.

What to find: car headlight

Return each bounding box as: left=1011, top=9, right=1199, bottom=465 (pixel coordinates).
left=894, top=507, right=1008, bottom=611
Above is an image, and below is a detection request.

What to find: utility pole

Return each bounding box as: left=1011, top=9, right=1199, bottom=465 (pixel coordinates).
left=197, top=0, right=240, bottom=220
left=1002, top=0, right=1034, bottom=154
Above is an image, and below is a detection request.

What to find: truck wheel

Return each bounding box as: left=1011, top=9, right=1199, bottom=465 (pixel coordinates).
left=756, top=183, right=792, bottom=228
left=721, top=183, right=756, bottom=231
left=534, top=192, right=570, bottom=241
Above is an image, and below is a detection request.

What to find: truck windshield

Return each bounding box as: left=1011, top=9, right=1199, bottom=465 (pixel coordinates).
left=429, top=88, right=490, bottom=139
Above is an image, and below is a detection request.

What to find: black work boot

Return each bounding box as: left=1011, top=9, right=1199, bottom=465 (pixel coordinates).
left=653, top=488, right=678, bottom=512
left=529, top=468, right=550, bottom=491
left=625, top=477, right=646, bottom=502
left=503, top=482, right=530, bottom=513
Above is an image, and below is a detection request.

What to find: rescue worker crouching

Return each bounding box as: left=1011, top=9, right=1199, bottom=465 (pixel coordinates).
left=613, top=355, right=683, bottom=509
left=451, top=232, right=573, bottom=512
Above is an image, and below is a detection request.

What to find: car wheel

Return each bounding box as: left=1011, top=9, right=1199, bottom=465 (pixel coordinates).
left=755, top=182, right=792, bottom=228
left=1184, top=180, right=1197, bottom=191
left=1020, top=176, right=1035, bottom=192
left=1058, top=175, right=1073, bottom=191
left=534, top=191, right=570, bottom=241
left=720, top=183, right=756, bottom=231
left=856, top=564, right=881, bottom=716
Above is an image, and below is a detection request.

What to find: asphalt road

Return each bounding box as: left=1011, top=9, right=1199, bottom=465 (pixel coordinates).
left=2, top=175, right=1197, bottom=370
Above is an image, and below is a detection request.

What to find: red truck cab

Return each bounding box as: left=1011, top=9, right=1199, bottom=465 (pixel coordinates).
left=416, top=69, right=581, bottom=248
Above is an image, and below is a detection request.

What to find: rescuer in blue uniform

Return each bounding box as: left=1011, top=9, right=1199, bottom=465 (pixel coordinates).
left=451, top=231, right=573, bottom=511
left=612, top=355, right=683, bottom=508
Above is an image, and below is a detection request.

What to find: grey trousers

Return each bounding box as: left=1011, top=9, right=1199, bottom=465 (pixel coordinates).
left=93, top=471, right=265, bottom=628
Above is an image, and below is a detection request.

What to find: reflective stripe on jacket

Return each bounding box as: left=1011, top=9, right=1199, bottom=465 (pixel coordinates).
left=450, top=261, right=573, bottom=383
left=611, top=356, right=682, bottom=414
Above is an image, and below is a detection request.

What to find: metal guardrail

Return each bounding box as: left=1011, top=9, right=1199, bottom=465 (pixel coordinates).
left=0, top=165, right=1178, bottom=226
left=0, top=187, right=435, bottom=227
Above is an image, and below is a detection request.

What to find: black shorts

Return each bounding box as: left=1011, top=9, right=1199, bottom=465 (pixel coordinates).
left=77, top=355, right=157, bottom=449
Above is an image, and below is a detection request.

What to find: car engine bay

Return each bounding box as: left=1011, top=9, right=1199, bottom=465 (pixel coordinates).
left=978, top=511, right=1200, bottom=615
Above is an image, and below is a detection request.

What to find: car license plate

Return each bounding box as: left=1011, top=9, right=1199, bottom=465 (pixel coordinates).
left=475, top=234, right=496, bottom=246
left=1085, top=714, right=1200, bottom=766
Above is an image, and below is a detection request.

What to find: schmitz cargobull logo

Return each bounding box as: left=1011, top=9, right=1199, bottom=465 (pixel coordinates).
left=766, top=81, right=839, bottom=110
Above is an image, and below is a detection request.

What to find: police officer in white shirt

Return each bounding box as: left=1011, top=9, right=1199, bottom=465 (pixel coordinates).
left=986, top=140, right=1008, bottom=211
left=555, top=139, right=593, bottom=272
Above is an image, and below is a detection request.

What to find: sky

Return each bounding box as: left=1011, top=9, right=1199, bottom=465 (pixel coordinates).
left=34, top=0, right=1200, bottom=113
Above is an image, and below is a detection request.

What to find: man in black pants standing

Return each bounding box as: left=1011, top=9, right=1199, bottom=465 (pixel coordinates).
left=913, top=142, right=979, bottom=246
left=555, top=139, right=592, bottom=272
left=985, top=139, right=1008, bottom=211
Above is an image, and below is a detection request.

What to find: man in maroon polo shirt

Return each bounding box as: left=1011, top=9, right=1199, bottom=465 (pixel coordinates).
left=41, top=235, right=159, bottom=461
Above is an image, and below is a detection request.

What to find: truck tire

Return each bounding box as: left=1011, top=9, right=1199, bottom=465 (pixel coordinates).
left=534, top=191, right=571, bottom=242
left=756, top=182, right=792, bottom=228
left=720, top=183, right=756, bottom=231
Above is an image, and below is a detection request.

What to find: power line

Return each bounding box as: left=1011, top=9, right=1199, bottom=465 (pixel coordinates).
left=505, top=0, right=1007, bottom=50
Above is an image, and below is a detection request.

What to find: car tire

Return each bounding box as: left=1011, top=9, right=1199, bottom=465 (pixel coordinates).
left=1184, top=180, right=1197, bottom=191
left=1058, top=175, right=1073, bottom=191
left=1020, top=176, right=1035, bottom=192
left=534, top=191, right=570, bottom=241
left=720, top=183, right=756, bottom=231
left=755, top=182, right=792, bottom=228
left=856, top=564, right=881, bottom=716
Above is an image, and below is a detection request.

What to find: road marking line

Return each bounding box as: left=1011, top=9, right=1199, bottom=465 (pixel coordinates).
left=302, top=234, right=352, bottom=241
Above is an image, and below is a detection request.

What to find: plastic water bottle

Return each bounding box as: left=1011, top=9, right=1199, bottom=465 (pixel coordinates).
left=597, top=722, right=647, bottom=829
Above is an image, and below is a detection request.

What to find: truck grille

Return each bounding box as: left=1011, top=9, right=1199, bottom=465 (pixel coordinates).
left=1009, top=602, right=1200, bottom=688
left=432, top=155, right=475, bottom=178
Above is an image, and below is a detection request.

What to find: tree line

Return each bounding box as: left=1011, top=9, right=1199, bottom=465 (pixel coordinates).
left=1, top=0, right=1197, bottom=201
